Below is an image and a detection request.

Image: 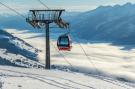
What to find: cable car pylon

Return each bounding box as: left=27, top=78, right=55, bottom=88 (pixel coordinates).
left=26, top=9, right=69, bottom=69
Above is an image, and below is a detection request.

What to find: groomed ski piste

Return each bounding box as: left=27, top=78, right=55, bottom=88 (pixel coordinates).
left=0, top=29, right=134, bottom=89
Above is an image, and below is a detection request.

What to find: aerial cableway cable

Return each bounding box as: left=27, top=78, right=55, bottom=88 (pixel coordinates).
left=37, top=0, right=101, bottom=74
left=0, top=0, right=75, bottom=69
left=37, top=0, right=76, bottom=69
left=70, top=26, right=101, bottom=75
left=51, top=41, right=74, bottom=68
left=78, top=42, right=101, bottom=74
left=0, top=1, right=26, bottom=19
left=0, top=0, right=101, bottom=75
left=37, top=0, right=50, bottom=9
left=69, top=24, right=101, bottom=74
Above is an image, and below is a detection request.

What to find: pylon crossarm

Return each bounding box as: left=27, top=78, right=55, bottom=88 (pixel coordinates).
left=26, top=19, right=41, bottom=28
left=26, top=9, right=69, bottom=29
left=55, top=18, right=70, bottom=29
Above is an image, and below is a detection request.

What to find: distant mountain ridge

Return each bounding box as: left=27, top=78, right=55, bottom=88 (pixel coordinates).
left=72, top=3, right=135, bottom=44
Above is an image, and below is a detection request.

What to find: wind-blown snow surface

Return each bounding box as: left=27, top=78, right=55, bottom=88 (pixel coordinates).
left=4, top=29, right=135, bottom=89
left=0, top=66, right=134, bottom=89
left=0, top=29, right=41, bottom=68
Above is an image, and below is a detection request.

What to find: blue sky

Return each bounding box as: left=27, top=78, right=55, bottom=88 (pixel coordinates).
left=0, top=0, right=135, bottom=12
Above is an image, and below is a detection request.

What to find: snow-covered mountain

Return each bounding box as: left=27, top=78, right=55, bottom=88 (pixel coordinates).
left=72, top=3, right=135, bottom=44
left=0, top=14, right=33, bottom=30
left=0, top=29, right=43, bottom=68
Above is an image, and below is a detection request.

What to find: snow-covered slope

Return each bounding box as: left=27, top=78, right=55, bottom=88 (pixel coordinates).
left=3, top=29, right=134, bottom=89
left=0, top=66, right=134, bottom=89
left=0, top=29, right=45, bottom=68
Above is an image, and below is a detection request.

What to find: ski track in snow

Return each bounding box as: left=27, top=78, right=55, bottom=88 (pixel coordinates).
left=0, top=67, right=134, bottom=89
left=0, top=67, right=95, bottom=89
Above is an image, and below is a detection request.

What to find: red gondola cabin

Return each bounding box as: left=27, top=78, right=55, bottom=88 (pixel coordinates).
left=57, top=34, right=72, bottom=51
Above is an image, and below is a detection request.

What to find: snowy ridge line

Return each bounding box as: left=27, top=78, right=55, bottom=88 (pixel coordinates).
left=52, top=65, right=134, bottom=89
left=0, top=68, right=96, bottom=89
left=0, top=49, right=45, bottom=69
left=4, top=29, right=41, bottom=53
left=11, top=34, right=41, bottom=53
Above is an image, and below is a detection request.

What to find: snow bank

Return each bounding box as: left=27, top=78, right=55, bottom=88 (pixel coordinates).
left=0, top=66, right=134, bottom=89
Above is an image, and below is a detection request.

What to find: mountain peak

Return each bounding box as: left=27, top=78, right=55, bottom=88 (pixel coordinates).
left=124, top=2, right=133, bottom=6
left=97, top=5, right=112, bottom=9
left=97, top=2, right=134, bottom=10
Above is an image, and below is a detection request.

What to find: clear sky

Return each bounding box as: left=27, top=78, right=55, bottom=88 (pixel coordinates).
left=0, top=0, right=135, bottom=13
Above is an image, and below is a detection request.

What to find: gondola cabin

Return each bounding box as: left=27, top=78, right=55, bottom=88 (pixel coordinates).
left=57, top=34, right=72, bottom=51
